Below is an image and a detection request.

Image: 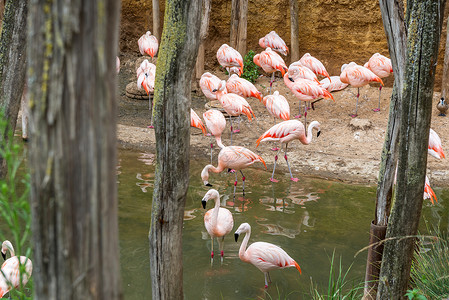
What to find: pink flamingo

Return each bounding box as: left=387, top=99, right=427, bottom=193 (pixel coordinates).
left=319, top=76, right=348, bottom=92
left=424, top=176, right=437, bottom=205
left=253, top=47, right=288, bottom=93
left=283, top=73, right=333, bottom=123
left=0, top=241, right=33, bottom=298
left=364, top=53, right=393, bottom=112
left=116, top=56, right=120, bottom=74
left=137, top=59, right=157, bottom=128
left=138, top=31, right=159, bottom=58
left=287, top=62, right=320, bottom=84
left=199, top=72, right=222, bottom=104
left=262, top=91, right=290, bottom=151
left=234, top=223, right=302, bottom=289
left=259, top=31, right=289, bottom=56
left=203, top=109, right=227, bottom=163
left=226, top=74, right=263, bottom=101
left=191, top=108, right=207, bottom=135
left=428, top=128, right=445, bottom=159
left=202, top=189, right=234, bottom=260
left=256, top=120, right=321, bottom=182
left=340, top=62, right=383, bottom=117
left=299, top=53, right=331, bottom=81
left=214, top=80, right=255, bottom=142
left=201, top=146, right=267, bottom=195
left=217, top=44, right=244, bottom=76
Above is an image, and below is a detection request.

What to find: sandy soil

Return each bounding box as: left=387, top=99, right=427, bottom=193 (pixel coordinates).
left=117, top=53, right=449, bottom=187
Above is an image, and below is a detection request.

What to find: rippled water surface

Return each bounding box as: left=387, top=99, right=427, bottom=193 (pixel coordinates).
left=118, top=150, right=448, bottom=299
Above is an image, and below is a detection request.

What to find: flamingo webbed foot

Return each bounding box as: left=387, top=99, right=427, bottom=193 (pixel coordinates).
left=228, top=169, right=236, bottom=173
left=294, top=114, right=302, bottom=119
left=147, top=125, right=154, bottom=129
left=291, top=177, right=299, bottom=182
left=349, top=114, right=358, bottom=118
left=271, top=147, right=280, bottom=151
left=372, top=108, right=380, bottom=112
left=206, top=133, right=212, bottom=136
left=270, top=178, right=279, bottom=183
left=233, top=129, right=240, bottom=133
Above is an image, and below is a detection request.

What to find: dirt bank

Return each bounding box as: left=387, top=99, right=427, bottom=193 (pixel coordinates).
left=117, top=53, right=449, bottom=188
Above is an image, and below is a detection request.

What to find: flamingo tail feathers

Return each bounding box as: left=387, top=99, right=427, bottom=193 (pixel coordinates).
left=294, top=261, right=302, bottom=274
left=323, top=89, right=334, bottom=101
left=374, top=77, right=384, bottom=86
left=425, top=183, right=438, bottom=205
left=256, top=133, right=268, bottom=147
left=257, top=155, right=267, bottom=169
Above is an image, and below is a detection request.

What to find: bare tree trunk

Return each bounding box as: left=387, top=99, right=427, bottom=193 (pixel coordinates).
left=152, top=0, right=160, bottom=41
left=377, top=1, right=446, bottom=298
left=148, top=0, right=202, bottom=299
left=289, top=0, right=299, bottom=62
left=0, top=0, right=27, bottom=177
left=230, top=0, right=239, bottom=48
left=363, top=3, right=408, bottom=297
left=441, top=17, right=449, bottom=99
left=28, top=1, right=122, bottom=299
left=195, top=0, right=211, bottom=82
left=236, top=0, right=247, bottom=56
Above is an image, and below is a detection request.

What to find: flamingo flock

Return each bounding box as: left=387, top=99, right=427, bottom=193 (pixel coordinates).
left=129, top=28, right=444, bottom=290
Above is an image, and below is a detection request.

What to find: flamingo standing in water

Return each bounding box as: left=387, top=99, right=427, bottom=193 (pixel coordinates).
left=283, top=73, right=333, bottom=124
left=217, top=44, right=244, bottom=77
left=299, top=53, right=331, bottom=81
left=214, top=80, right=255, bottom=142
left=137, top=59, right=157, bottom=128
left=0, top=241, right=33, bottom=298
left=234, top=223, right=302, bottom=288
left=364, top=53, right=393, bottom=112
left=138, top=31, right=159, bottom=58
left=191, top=108, right=206, bottom=135
left=256, top=120, right=321, bottom=182
left=340, top=62, right=383, bottom=117
left=259, top=31, right=289, bottom=56
left=203, top=109, right=227, bottom=163
left=201, top=146, right=267, bottom=196
left=202, top=189, right=234, bottom=261
left=253, top=47, right=288, bottom=94
left=428, top=128, right=445, bottom=159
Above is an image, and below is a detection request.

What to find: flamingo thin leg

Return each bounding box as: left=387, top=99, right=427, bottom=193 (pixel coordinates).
left=284, top=144, right=298, bottom=182
left=210, top=237, right=214, bottom=258
left=264, top=272, right=269, bottom=288
left=209, top=136, right=214, bottom=164
left=229, top=116, right=234, bottom=145
left=351, top=88, right=360, bottom=118
left=269, top=72, right=275, bottom=94
left=240, top=170, right=246, bottom=196
left=304, top=101, right=308, bottom=127
left=233, top=172, right=238, bottom=198
left=148, top=96, right=154, bottom=128
left=373, top=85, right=382, bottom=112
left=295, top=101, right=302, bottom=119
left=270, top=148, right=282, bottom=182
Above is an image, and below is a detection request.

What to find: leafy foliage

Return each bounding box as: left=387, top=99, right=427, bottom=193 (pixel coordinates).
left=0, top=113, right=32, bottom=299
left=410, top=227, right=449, bottom=299
left=241, top=50, right=260, bottom=83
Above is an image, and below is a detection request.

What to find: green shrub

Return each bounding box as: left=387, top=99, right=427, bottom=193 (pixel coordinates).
left=241, top=50, right=260, bottom=83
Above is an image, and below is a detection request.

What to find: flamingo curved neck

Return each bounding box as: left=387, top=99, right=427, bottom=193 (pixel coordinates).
left=211, top=193, right=221, bottom=228
left=216, top=137, right=225, bottom=149
left=3, top=241, right=15, bottom=257
left=238, top=228, right=251, bottom=262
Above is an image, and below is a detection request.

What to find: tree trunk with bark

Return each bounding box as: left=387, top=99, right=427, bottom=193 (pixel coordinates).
left=152, top=0, right=160, bottom=41
left=377, top=1, right=446, bottom=298
left=289, top=0, right=299, bottom=62
left=236, top=0, right=247, bottom=56
left=28, top=1, right=121, bottom=299
left=441, top=16, right=449, bottom=100
left=148, top=0, right=201, bottom=299
left=0, top=0, right=27, bottom=177
left=230, top=0, right=239, bottom=49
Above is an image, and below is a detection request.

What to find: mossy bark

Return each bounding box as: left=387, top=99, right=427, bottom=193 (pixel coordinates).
left=376, top=1, right=446, bottom=298
left=0, top=0, right=27, bottom=177
left=148, top=0, right=201, bottom=299
left=28, top=0, right=122, bottom=299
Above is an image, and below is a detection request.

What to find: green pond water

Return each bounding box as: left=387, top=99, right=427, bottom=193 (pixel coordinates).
left=118, top=149, right=449, bottom=299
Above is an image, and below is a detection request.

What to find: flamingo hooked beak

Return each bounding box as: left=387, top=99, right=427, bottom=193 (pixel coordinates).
left=204, top=181, right=212, bottom=187
left=234, top=233, right=240, bottom=242
left=1, top=251, right=6, bottom=260
left=288, top=77, right=294, bottom=82
left=317, top=131, right=321, bottom=137
left=201, top=200, right=207, bottom=209
left=212, top=89, right=217, bottom=92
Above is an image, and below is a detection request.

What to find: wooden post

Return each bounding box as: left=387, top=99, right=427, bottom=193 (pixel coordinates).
left=289, top=0, right=299, bottom=62
left=152, top=0, right=160, bottom=41
left=195, top=0, right=211, bottom=81
left=28, top=0, right=121, bottom=299
left=377, top=1, right=446, bottom=298
left=230, top=0, right=239, bottom=48
left=0, top=0, right=27, bottom=177
left=441, top=17, right=449, bottom=99
left=149, top=0, right=202, bottom=299
left=236, top=0, right=247, bottom=56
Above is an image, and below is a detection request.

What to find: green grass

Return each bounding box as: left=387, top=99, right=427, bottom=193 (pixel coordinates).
left=241, top=50, right=260, bottom=83
left=410, top=227, right=449, bottom=299
left=309, top=250, right=364, bottom=300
